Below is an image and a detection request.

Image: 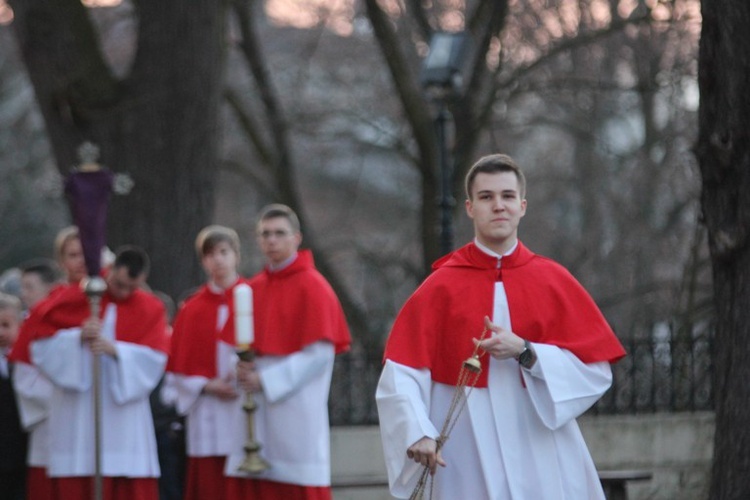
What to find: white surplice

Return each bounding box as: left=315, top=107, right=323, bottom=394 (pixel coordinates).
left=376, top=280, right=612, bottom=499
left=31, top=303, right=166, bottom=478
left=166, top=340, right=244, bottom=457
left=11, top=361, right=53, bottom=467
left=224, top=340, right=336, bottom=487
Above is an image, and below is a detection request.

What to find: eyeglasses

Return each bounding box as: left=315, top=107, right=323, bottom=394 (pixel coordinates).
left=259, top=229, right=292, bottom=239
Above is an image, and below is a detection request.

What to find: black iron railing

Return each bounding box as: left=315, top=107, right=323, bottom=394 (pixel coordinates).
left=329, top=332, right=715, bottom=425
left=594, top=333, right=714, bottom=414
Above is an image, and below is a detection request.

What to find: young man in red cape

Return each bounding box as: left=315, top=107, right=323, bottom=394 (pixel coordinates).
left=222, top=204, right=351, bottom=500
left=165, top=225, right=251, bottom=500
left=30, top=246, right=169, bottom=500
left=377, top=154, right=626, bottom=499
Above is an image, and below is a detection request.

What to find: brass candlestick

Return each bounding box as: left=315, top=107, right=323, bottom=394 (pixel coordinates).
left=237, top=349, right=270, bottom=474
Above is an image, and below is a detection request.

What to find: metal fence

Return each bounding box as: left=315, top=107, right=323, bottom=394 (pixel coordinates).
left=328, top=332, right=715, bottom=426
left=594, top=332, right=714, bottom=414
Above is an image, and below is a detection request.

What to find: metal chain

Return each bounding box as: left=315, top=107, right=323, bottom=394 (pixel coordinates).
left=410, top=329, right=490, bottom=500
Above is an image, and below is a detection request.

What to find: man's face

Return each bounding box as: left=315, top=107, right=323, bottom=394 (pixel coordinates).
left=106, top=266, right=145, bottom=301
left=257, top=217, right=301, bottom=266
left=465, top=171, right=527, bottom=252
left=21, top=273, right=53, bottom=309
left=201, top=240, right=239, bottom=283
left=60, top=238, right=86, bottom=284
left=0, top=308, right=20, bottom=349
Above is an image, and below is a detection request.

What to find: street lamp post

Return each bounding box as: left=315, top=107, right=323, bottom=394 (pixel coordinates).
left=420, top=32, right=471, bottom=256
left=434, top=104, right=452, bottom=255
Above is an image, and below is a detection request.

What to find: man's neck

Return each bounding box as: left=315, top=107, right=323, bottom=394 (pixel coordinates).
left=268, top=252, right=298, bottom=272
left=209, top=273, right=239, bottom=291
left=474, top=237, right=518, bottom=258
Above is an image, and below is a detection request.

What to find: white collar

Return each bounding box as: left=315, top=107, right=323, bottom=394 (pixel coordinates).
left=268, top=252, right=298, bottom=272
left=473, top=238, right=518, bottom=258
left=207, top=275, right=239, bottom=294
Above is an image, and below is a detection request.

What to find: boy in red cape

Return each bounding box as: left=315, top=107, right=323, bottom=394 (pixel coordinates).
left=165, top=225, right=250, bottom=500
left=0, top=292, right=26, bottom=500
left=377, top=154, right=626, bottom=499
left=31, top=246, right=169, bottom=500
left=9, top=227, right=91, bottom=500
left=223, top=204, right=351, bottom=500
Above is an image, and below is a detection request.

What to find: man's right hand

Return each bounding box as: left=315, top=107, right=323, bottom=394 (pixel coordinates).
left=81, top=317, right=102, bottom=344
left=203, top=376, right=239, bottom=400
left=407, top=436, right=446, bottom=475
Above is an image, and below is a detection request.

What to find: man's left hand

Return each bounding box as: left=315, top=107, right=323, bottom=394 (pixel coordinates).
left=237, top=360, right=262, bottom=393
left=474, top=316, right=525, bottom=360
left=88, top=336, right=117, bottom=358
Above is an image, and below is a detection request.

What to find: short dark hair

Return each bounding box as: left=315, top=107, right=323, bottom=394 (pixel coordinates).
left=465, top=154, right=527, bottom=200
left=113, top=246, right=150, bottom=279
left=20, top=258, right=61, bottom=285
left=257, top=204, right=301, bottom=233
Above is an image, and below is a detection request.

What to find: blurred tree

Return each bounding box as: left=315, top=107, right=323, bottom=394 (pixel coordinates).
left=696, top=1, right=750, bottom=497
left=2, top=0, right=710, bottom=428
left=223, top=0, right=704, bottom=347
left=0, top=27, right=67, bottom=267
left=0, top=0, right=710, bottom=432
left=6, top=0, right=227, bottom=298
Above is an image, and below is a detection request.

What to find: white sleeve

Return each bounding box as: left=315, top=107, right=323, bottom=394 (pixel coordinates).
left=165, top=372, right=209, bottom=416
left=11, top=361, right=53, bottom=430
left=258, top=341, right=334, bottom=404
left=522, top=343, right=612, bottom=430
left=375, top=360, right=439, bottom=498
left=31, top=328, right=92, bottom=391
left=104, top=342, right=167, bottom=405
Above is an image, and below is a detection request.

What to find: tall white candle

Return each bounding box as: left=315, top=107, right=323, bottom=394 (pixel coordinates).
left=233, top=283, right=253, bottom=349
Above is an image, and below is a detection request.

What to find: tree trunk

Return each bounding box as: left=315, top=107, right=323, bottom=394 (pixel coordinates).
left=696, top=1, right=750, bottom=497
left=9, top=0, right=227, bottom=299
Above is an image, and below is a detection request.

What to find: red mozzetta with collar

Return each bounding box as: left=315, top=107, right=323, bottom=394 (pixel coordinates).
left=33, top=284, right=170, bottom=354
left=9, top=284, right=69, bottom=364
left=384, top=241, right=626, bottom=388
left=222, top=250, right=351, bottom=356
left=168, top=280, right=249, bottom=378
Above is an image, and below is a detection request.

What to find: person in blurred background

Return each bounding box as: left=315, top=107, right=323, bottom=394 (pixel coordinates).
left=19, top=259, right=61, bottom=311
left=0, top=292, right=27, bottom=500
left=166, top=225, right=247, bottom=500
left=31, top=246, right=169, bottom=500
left=225, top=204, right=351, bottom=500
left=53, top=225, right=87, bottom=285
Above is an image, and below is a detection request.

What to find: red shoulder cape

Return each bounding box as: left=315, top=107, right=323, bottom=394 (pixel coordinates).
left=222, top=250, right=351, bottom=356
left=8, top=284, right=68, bottom=364
left=33, top=284, right=170, bottom=354
left=167, top=281, right=248, bottom=378
left=384, top=241, right=626, bottom=387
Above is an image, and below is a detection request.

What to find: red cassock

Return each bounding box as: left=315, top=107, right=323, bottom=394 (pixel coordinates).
left=384, top=241, right=626, bottom=387
left=33, top=284, right=169, bottom=500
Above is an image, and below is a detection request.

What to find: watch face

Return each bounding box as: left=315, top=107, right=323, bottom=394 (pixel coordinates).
left=519, top=348, right=533, bottom=367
